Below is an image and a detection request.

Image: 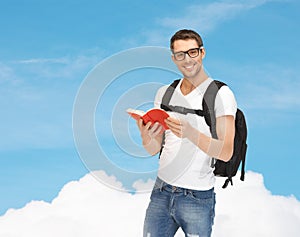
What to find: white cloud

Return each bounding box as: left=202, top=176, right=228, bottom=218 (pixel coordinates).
left=14, top=58, right=70, bottom=64
left=0, top=47, right=106, bottom=87
left=0, top=63, right=13, bottom=80
left=140, top=0, right=279, bottom=46
left=207, top=61, right=300, bottom=111
left=0, top=62, right=21, bottom=85
left=10, top=54, right=101, bottom=81
left=132, top=178, right=155, bottom=192
left=0, top=170, right=299, bottom=237
left=214, top=171, right=300, bottom=236
left=0, top=49, right=106, bottom=151
left=159, top=2, right=251, bottom=33
left=0, top=82, right=75, bottom=150
left=161, top=0, right=290, bottom=33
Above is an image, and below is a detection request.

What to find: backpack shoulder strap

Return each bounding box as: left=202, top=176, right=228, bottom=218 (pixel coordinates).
left=160, top=79, right=181, bottom=110
left=159, top=79, right=180, bottom=158
left=202, top=80, right=226, bottom=138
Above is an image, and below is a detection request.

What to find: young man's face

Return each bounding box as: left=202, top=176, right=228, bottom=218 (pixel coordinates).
left=171, top=39, right=205, bottom=80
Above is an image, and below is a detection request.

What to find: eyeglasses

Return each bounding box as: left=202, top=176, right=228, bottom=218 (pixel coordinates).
left=172, top=47, right=203, bottom=61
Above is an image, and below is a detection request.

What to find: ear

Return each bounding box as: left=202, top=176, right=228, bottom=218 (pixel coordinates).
left=171, top=54, right=176, bottom=63
left=201, top=47, right=206, bottom=59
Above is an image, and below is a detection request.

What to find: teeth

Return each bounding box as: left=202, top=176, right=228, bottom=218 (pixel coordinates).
left=185, top=65, right=193, bottom=69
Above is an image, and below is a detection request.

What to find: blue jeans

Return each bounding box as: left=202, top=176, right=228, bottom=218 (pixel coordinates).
left=143, top=178, right=216, bottom=237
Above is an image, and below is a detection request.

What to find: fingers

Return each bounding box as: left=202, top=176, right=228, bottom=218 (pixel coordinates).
left=165, top=117, right=180, bottom=130
left=149, top=122, right=163, bottom=137
left=165, top=117, right=182, bottom=137
left=137, top=119, right=163, bottom=138
left=137, top=119, right=143, bottom=129
left=137, top=119, right=151, bottom=130
left=166, top=116, right=181, bottom=124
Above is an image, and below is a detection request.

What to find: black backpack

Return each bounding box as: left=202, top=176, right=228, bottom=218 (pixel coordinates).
left=160, top=79, right=248, bottom=188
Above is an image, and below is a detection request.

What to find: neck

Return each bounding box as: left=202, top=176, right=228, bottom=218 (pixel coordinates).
left=181, top=70, right=209, bottom=95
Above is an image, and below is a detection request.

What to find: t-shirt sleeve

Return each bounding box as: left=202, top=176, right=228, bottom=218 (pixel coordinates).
left=215, top=86, right=237, bottom=118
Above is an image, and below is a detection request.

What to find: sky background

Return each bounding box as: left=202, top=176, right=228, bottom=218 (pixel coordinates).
left=0, top=0, right=300, bottom=219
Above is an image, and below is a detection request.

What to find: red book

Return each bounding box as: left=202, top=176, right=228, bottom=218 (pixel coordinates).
left=126, top=108, right=169, bottom=130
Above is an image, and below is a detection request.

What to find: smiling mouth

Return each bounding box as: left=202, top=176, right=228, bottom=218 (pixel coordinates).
left=183, top=64, right=195, bottom=71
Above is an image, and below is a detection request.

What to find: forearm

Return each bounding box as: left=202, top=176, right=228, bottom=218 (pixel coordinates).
left=142, top=137, right=162, bottom=156
left=187, top=127, right=233, bottom=162
left=137, top=120, right=163, bottom=156
left=165, top=115, right=235, bottom=162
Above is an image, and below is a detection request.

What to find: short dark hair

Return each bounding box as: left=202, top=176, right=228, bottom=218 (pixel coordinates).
left=170, top=29, right=203, bottom=51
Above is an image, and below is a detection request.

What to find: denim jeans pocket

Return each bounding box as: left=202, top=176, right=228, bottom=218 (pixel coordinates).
left=187, top=190, right=215, bottom=203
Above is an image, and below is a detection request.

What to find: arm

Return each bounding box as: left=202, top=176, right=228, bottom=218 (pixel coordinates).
left=137, top=119, right=164, bottom=156
left=165, top=115, right=235, bottom=162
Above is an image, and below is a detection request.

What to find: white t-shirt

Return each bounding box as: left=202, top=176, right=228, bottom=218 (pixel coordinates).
left=154, top=77, right=237, bottom=190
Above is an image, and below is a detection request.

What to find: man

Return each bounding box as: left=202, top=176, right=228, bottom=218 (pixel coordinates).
left=137, top=29, right=237, bottom=237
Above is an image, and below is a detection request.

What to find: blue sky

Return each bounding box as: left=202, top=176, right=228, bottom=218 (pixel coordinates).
left=0, top=0, right=299, bottom=215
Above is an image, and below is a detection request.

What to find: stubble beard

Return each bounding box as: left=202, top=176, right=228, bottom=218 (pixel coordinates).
left=181, top=62, right=203, bottom=85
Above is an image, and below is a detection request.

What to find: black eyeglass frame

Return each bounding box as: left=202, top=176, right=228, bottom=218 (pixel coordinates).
left=172, top=46, right=204, bottom=61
